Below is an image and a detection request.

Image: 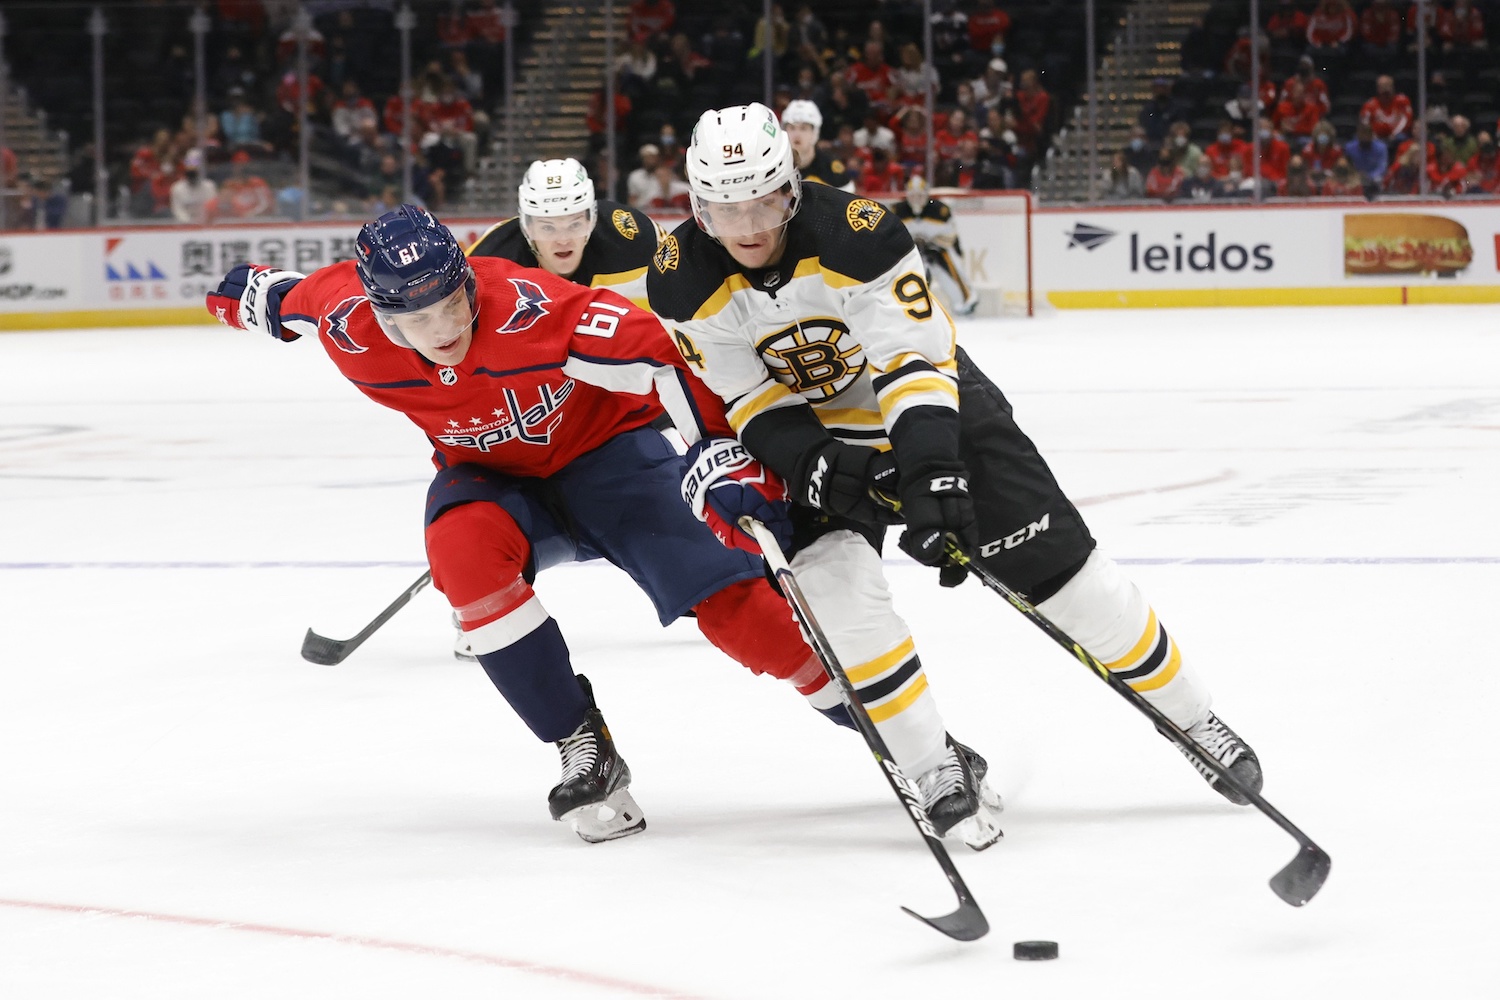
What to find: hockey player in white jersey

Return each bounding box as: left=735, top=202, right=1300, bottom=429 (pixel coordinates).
left=647, top=103, right=1263, bottom=820
left=780, top=99, right=856, bottom=192
left=895, top=176, right=978, bottom=317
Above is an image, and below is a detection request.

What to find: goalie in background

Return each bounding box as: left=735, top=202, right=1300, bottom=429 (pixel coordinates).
left=895, top=175, right=978, bottom=317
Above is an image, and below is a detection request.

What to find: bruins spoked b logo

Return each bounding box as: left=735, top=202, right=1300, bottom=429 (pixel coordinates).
left=758, top=319, right=866, bottom=400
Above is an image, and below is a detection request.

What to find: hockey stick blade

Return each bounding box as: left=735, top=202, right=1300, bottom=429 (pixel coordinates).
left=742, top=518, right=990, bottom=942
left=300, top=570, right=433, bottom=665
left=947, top=543, right=1332, bottom=907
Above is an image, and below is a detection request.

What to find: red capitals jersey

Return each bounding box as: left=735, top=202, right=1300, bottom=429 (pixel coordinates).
left=277, top=256, right=731, bottom=477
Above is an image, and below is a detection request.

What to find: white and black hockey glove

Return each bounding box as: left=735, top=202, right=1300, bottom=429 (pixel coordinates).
left=681, top=438, right=792, bottom=556
left=206, top=264, right=306, bottom=342
left=897, top=464, right=977, bottom=588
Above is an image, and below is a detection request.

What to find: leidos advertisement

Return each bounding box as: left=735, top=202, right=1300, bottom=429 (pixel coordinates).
left=1028, top=203, right=1500, bottom=306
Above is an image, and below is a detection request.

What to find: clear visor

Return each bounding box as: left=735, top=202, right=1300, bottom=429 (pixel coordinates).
left=372, top=282, right=477, bottom=348
left=692, top=188, right=796, bottom=240
left=521, top=210, right=595, bottom=244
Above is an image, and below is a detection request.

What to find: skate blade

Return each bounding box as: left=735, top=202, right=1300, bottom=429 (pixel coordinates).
left=977, top=777, right=1004, bottom=814
left=561, top=787, right=647, bottom=844
left=950, top=801, right=1004, bottom=852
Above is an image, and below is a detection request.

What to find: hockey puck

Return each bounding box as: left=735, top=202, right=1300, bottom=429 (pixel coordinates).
left=1013, top=940, right=1059, bottom=961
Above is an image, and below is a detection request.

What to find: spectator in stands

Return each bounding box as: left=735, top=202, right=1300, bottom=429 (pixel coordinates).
left=978, top=107, right=1019, bottom=188
left=849, top=40, right=895, bottom=104
left=1275, top=80, right=1323, bottom=141
left=971, top=58, right=1012, bottom=112
left=1360, top=75, right=1413, bottom=144
left=1267, top=0, right=1310, bottom=49
left=1303, top=121, right=1342, bottom=171
left=1437, top=0, right=1487, bottom=75
left=275, top=66, right=325, bottom=120
left=170, top=149, right=217, bottom=225
left=893, top=42, right=940, bottom=103
left=1427, top=142, right=1468, bottom=196
left=854, top=110, right=896, bottom=156
left=892, top=106, right=930, bottom=173
left=1168, top=120, right=1204, bottom=175
left=586, top=70, right=633, bottom=146
left=629, top=0, right=676, bottom=44
left=465, top=0, right=511, bottom=86
left=615, top=38, right=658, bottom=102
left=1344, top=121, right=1390, bottom=188
left=1179, top=17, right=1216, bottom=82
left=1138, top=77, right=1181, bottom=145
left=1145, top=145, right=1187, bottom=200
left=627, top=143, right=661, bottom=209
left=1305, top=0, right=1356, bottom=74
left=1467, top=133, right=1498, bottom=193
left=1225, top=85, right=1263, bottom=127
left=424, top=77, right=478, bottom=173
left=1252, top=116, right=1292, bottom=183
left=1101, top=150, right=1144, bottom=200
left=1215, top=155, right=1250, bottom=198
left=1282, top=55, right=1330, bottom=115
left=858, top=145, right=905, bottom=193
left=936, top=108, right=978, bottom=164
left=1358, top=0, right=1404, bottom=70
left=656, top=123, right=683, bottom=169
left=218, top=150, right=274, bottom=218
left=366, top=151, right=433, bottom=208
left=968, top=0, right=1012, bottom=59
left=423, top=122, right=469, bottom=205
left=1224, top=26, right=1271, bottom=80
left=749, top=3, right=789, bottom=63
left=331, top=80, right=378, bottom=142
left=1322, top=157, right=1366, bottom=196
left=448, top=49, right=485, bottom=104
left=1384, top=143, right=1424, bottom=194
left=1281, top=155, right=1315, bottom=197
left=1204, top=120, right=1253, bottom=178
left=1124, top=125, right=1155, bottom=178
left=1406, top=1, right=1439, bottom=53
left=821, top=71, right=869, bottom=136
left=128, top=128, right=174, bottom=218
left=345, top=118, right=396, bottom=176
left=212, top=43, right=260, bottom=101
left=788, top=4, right=828, bottom=61
left=1180, top=158, right=1217, bottom=201
left=933, top=133, right=982, bottom=188
left=1447, top=116, right=1478, bottom=164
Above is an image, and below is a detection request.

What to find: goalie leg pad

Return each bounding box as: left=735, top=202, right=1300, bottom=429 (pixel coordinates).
left=1037, top=549, right=1212, bottom=728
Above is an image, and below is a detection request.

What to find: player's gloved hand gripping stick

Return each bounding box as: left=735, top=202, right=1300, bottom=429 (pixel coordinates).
left=740, top=516, right=990, bottom=942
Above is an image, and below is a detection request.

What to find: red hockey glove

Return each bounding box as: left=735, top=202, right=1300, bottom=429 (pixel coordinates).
left=897, top=464, right=977, bottom=588
left=206, top=264, right=305, bottom=341
left=681, top=438, right=792, bottom=556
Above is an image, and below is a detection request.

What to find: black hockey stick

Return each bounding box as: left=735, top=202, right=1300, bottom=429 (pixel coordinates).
left=300, top=570, right=433, bottom=665
left=741, top=518, right=989, bottom=942
left=944, top=543, right=1331, bottom=907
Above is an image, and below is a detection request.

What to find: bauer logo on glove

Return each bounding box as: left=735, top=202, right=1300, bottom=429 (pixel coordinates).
left=206, top=263, right=306, bottom=341
left=681, top=438, right=792, bottom=555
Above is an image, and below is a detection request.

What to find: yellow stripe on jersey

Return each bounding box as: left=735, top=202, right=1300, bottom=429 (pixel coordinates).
left=727, top=380, right=801, bottom=433
left=1106, top=609, right=1160, bottom=670
left=866, top=674, right=930, bottom=724
left=811, top=406, right=886, bottom=426
left=693, top=273, right=755, bottom=321
left=884, top=350, right=957, bottom=376
left=845, top=636, right=917, bottom=684
left=1132, top=643, right=1183, bottom=692
left=817, top=262, right=864, bottom=289
left=594, top=266, right=648, bottom=287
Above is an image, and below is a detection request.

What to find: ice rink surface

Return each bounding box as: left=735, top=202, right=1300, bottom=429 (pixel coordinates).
left=1, top=305, right=1496, bottom=998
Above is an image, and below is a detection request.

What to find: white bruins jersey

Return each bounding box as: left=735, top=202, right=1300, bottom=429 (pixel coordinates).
left=894, top=197, right=962, bottom=251
left=646, top=183, right=958, bottom=452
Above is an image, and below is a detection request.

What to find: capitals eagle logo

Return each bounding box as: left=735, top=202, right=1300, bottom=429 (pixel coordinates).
left=498, top=278, right=551, bottom=333
left=321, top=295, right=369, bottom=354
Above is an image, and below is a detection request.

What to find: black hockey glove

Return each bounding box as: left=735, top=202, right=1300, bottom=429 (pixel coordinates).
left=897, top=465, right=977, bottom=588
left=799, top=441, right=903, bottom=525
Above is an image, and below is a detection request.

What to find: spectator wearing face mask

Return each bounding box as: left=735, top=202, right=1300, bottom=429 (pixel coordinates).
left=1203, top=122, right=1252, bottom=178
left=1344, top=120, right=1389, bottom=184
left=170, top=149, right=217, bottom=224
left=1101, top=149, right=1145, bottom=199
left=1302, top=121, right=1342, bottom=171
left=1281, top=56, right=1331, bottom=114
left=1180, top=158, right=1217, bottom=201
left=1123, top=125, right=1155, bottom=177
left=1168, top=121, right=1203, bottom=175
left=1251, top=117, right=1292, bottom=183
left=1145, top=145, right=1187, bottom=200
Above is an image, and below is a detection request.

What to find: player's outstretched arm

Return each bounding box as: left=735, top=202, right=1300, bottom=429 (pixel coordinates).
left=206, top=263, right=306, bottom=342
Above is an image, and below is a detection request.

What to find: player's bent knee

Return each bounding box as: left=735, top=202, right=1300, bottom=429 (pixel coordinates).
left=693, top=577, right=814, bottom=682
left=425, top=501, right=532, bottom=607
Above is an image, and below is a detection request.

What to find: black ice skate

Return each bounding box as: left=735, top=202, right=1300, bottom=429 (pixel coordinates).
left=547, top=675, right=646, bottom=843
left=949, top=736, right=1004, bottom=813
left=917, top=738, right=1003, bottom=851
left=1167, top=713, right=1264, bottom=806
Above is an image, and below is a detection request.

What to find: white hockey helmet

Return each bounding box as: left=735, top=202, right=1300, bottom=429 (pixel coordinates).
left=517, top=158, right=598, bottom=247
left=780, top=99, right=823, bottom=133
left=685, top=103, right=801, bottom=240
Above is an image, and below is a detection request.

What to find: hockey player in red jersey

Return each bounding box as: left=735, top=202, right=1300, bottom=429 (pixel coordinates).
left=205, top=205, right=883, bottom=844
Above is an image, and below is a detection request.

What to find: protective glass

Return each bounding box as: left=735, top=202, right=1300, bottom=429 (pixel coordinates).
left=522, top=211, right=595, bottom=243
left=693, top=189, right=796, bottom=239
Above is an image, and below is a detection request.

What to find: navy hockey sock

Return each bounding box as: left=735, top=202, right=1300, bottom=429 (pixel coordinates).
left=474, top=617, right=589, bottom=742
left=818, top=703, right=857, bottom=730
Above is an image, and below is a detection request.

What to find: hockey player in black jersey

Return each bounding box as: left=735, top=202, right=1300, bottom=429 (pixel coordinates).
left=781, top=100, right=855, bottom=192
left=647, top=103, right=1263, bottom=818
left=468, top=157, right=660, bottom=308
left=894, top=176, right=979, bottom=316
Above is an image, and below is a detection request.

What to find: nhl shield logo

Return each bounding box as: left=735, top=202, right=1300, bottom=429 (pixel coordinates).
left=653, top=234, right=680, bottom=272
left=612, top=209, right=640, bottom=240
left=439, top=367, right=458, bottom=386
left=846, top=199, right=886, bottom=232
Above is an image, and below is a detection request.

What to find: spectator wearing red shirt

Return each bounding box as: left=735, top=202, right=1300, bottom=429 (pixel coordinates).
left=385, top=89, right=433, bottom=144
left=1251, top=117, right=1292, bottom=182
left=1281, top=56, right=1330, bottom=114
left=1012, top=68, right=1051, bottom=158
left=1265, top=0, right=1309, bottom=48
left=1275, top=80, right=1323, bottom=140
left=848, top=41, right=895, bottom=104
left=642, top=161, right=691, bottom=210
left=968, top=0, right=1012, bottom=56
left=1203, top=121, right=1253, bottom=178
left=1322, top=157, right=1366, bottom=195
left=1360, top=75, right=1413, bottom=143
left=1145, top=147, right=1187, bottom=200
left=1427, top=143, right=1468, bottom=195
left=891, top=106, right=930, bottom=171
left=1306, top=0, right=1356, bottom=74
left=1359, top=0, right=1403, bottom=69
left=275, top=69, right=324, bottom=116
left=586, top=72, right=633, bottom=137
left=1302, top=122, right=1342, bottom=171
left=1438, top=0, right=1487, bottom=74
left=1224, top=27, right=1270, bottom=79
left=934, top=108, right=978, bottom=163
left=218, top=150, right=274, bottom=217
left=858, top=146, right=906, bottom=194
left=628, top=0, right=676, bottom=44
left=1384, top=144, right=1425, bottom=193
left=1466, top=133, right=1499, bottom=193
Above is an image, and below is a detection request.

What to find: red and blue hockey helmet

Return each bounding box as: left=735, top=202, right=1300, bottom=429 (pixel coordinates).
left=355, top=204, right=475, bottom=316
